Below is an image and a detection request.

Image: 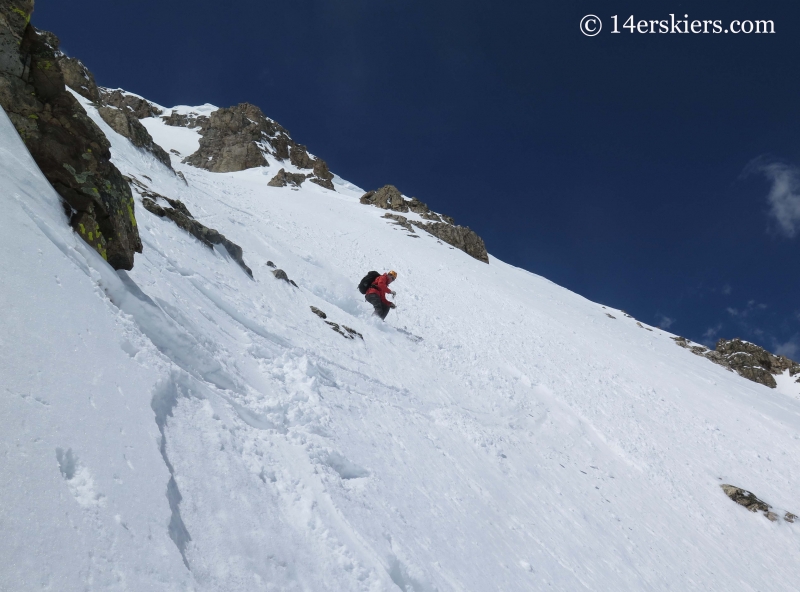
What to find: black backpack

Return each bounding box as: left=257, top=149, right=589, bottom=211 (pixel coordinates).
left=358, top=271, right=381, bottom=294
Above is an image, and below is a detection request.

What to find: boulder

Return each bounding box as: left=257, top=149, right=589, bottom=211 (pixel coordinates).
left=0, top=19, right=141, bottom=269
left=97, top=106, right=172, bottom=169
left=719, top=484, right=795, bottom=523
left=268, top=168, right=308, bottom=188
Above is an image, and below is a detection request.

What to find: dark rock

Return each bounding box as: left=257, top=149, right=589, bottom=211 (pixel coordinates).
left=176, top=171, right=187, bottom=185
left=671, top=336, right=798, bottom=389
left=360, top=185, right=408, bottom=212
left=0, top=20, right=141, bottom=269
left=268, top=168, right=308, bottom=188
left=343, top=326, right=363, bottom=340
left=360, top=184, right=486, bottom=260
left=97, top=106, right=172, bottom=170
left=410, top=220, right=489, bottom=263
left=182, top=103, right=272, bottom=173
left=309, top=158, right=334, bottom=190
left=606, top=313, right=616, bottom=319
left=272, top=269, right=297, bottom=287
left=289, top=143, right=313, bottom=169
left=99, top=88, right=162, bottom=119
left=325, top=321, right=356, bottom=340
left=720, top=484, right=787, bottom=523
left=266, top=261, right=275, bottom=268
left=310, top=306, right=327, bottom=319
left=140, top=193, right=252, bottom=278
left=58, top=55, right=99, bottom=102
left=161, top=111, right=208, bottom=129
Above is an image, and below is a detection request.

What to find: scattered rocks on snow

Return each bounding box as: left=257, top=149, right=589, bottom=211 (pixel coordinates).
left=308, top=306, right=362, bottom=340
left=720, top=484, right=796, bottom=523
left=382, top=213, right=416, bottom=234
left=362, top=184, right=488, bottom=263
left=672, top=336, right=799, bottom=389
left=97, top=105, right=173, bottom=170
left=0, top=19, right=142, bottom=269
left=133, top=181, right=252, bottom=277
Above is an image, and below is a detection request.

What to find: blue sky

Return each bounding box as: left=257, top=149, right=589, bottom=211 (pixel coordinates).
left=35, top=0, right=800, bottom=357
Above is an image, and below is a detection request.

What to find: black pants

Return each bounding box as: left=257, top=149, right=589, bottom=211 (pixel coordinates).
left=365, top=293, right=390, bottom=320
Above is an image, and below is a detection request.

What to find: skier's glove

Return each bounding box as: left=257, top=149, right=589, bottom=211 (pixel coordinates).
left=389, top=303, right=396, bottom=309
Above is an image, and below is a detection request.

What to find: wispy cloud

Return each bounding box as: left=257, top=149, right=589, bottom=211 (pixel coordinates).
left=722, top=284, right=732, bottom=296
left=656, top=314, right=675, bottom=329
left=748, top=159, right=800, bottom=238
left=726, top=301, right=767, bottom=319
left=774, top=336, right=800, bottom=360
left=702, top=324, right=723, bottom=347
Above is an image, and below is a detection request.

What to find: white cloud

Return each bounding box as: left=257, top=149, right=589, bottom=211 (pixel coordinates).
left=751, top=160, right=800, bottom=238
left=722, top=284, right=732, bottom=295
left=774, top=337, right=799, bottom=360
left=701, top=324, right=724, bottom=347
left=726, top=307, right=739, bottom=317
left=656, top=314, right=674, bottom=329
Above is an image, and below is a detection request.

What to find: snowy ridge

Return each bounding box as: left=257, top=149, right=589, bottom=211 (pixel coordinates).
left=2, top=91, right=800, bottom=591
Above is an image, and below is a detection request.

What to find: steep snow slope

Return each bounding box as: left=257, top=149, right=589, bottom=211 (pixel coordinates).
left=2, top=94, right=800, bottom=591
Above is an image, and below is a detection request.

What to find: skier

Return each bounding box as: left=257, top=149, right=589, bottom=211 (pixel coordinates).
left=364, top=270, right=397, bottom=320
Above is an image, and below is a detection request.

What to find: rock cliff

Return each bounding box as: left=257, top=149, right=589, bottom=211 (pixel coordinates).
left=0, top=3, right=141, bottom=269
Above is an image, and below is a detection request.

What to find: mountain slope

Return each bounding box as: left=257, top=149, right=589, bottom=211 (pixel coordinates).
left=2, top=91, right=800, bottom=591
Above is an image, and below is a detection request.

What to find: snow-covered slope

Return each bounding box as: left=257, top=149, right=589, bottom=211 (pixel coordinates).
left=2, top=94, right=800, bottom=591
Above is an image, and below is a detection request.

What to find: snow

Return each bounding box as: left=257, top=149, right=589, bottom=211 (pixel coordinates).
left=2, top=94, right=800, bottom=591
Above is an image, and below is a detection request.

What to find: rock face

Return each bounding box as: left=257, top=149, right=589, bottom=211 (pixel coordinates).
left=56, top=54, right=99, bottom=102
left=99, top=88, right=162, bottom=119
left=0, top=10, right=142, bottom=269
left=171, top=102, right=334, bottom=188
left=135, top=182, right=252, bottom=278
left=97, top=106, right=172, bottom=169
left=363, top=185, right=489, bottom=263
left=672, top=336, right=799, bottom=389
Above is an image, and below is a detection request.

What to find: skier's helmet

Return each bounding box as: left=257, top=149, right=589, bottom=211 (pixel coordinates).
left=388, top=270, right=398, bottom=280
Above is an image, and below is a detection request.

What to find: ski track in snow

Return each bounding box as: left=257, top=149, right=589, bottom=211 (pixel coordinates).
left=2, top=94, right=800, bottom=591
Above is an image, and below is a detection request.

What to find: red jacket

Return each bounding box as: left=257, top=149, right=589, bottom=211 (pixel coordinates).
left=366, top=274, right=393, bottom=306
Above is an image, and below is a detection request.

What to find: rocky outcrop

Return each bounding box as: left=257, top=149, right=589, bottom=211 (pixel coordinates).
left=361, top=185, right=408, bottom=212
left=97, top=106, right=172, bottom=169
left=161, top=111, right=207, bottom=128
left=172, top=102, right=334, bottom=187
left=0, top=11, right=142, bottom=269
left=268, top=168, right=308, bottom=188
left=99, top=88, right=162, bottom=119
left=672, top=336, right=799, bottom=389
left=55, top=52, right=99, bottom=102
left=137, top=185, right=252, bottom=278
left=720, top=484, right=796, bottom=523
left=362, top=184, right=488, bottom=263
left=411, top=220, right=488, bottom=263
